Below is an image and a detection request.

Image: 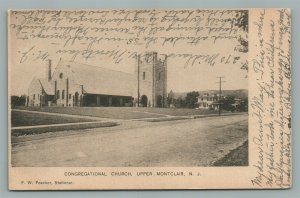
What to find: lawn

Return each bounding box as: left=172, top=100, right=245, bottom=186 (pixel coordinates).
left=11, top=111, right=96, bottom=127
left=14, top=106, right=220, bottom=120
left=129, top=107, right=219, bottom=116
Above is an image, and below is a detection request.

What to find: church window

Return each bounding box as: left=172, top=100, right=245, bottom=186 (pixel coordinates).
left=57, top=90, right=60, bottom=99
left=158, top=72, right=161, bottom=80
left=143, top=72, right=146, bottom=80
left=33, top=94, right=35, bottom=100
left=59, top=73, right=63, bottom=79
left=62, top=90, right=65, bottom=99
left=69, top=94, right=71, bottom=99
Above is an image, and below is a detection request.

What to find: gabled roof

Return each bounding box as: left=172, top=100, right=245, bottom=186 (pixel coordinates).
left=198, top=92, right=223, bottom=98
left=59, top=60, right=135, bottom=97
left=38, top=78, right=54, bottom=95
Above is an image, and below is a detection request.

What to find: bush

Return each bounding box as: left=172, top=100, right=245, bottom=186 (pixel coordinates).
left=11, top=95, right=26, bottom=108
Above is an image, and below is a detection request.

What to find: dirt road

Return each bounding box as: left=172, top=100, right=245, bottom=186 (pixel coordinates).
left=11, top=114, right=248, bottom=167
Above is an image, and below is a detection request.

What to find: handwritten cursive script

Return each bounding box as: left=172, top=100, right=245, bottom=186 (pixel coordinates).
left=9, top=9, right=248, bottom=69
left=250, top=9, right=291, bottom=188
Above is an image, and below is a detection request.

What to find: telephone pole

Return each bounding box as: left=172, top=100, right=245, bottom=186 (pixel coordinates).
left=160, top=54, right=168, bottom=108
left=216, top=77, right=225, bottom=116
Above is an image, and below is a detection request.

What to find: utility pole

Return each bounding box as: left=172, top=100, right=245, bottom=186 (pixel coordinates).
left=160, top=54, right=168, bottom=108
left=137, top=55, right=140, bottom=107
left=216, top=77, right=225, bottom=116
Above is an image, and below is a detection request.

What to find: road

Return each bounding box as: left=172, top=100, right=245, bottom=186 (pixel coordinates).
left=11, top=114, right=248, bottom=167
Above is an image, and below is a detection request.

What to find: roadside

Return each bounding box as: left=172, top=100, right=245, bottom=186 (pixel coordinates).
left=212, top=140, right=248, bottom=166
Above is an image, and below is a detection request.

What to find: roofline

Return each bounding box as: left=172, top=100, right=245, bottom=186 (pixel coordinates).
left=37, top=78, right=54, bottom=95
left=60, top=59, right=134, bottom=76
left=84, top=92, right=133, bottom=97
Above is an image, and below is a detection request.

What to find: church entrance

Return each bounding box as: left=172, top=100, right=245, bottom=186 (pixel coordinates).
left=74, top=92, right=79, bottom=106
left=140, top=95, right=148, bottom=107
left=156, top=95, right=163, bottom=107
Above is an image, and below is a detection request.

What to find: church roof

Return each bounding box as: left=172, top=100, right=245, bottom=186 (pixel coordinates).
left=59, top=60, right=135, bottom=97
left=38, top=78, right=54, bottom=95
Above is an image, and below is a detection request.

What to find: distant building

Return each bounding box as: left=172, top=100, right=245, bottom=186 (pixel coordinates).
left=197, top=93, right=223, bottom=110
left=26, top=52, right=167, bottom=108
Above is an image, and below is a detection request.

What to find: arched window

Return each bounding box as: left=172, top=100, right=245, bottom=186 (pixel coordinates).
left=62, top=90, right=65, bottom=99
left=57, top=90, right=60, bottom=99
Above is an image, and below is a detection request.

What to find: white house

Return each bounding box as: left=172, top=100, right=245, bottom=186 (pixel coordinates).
left=197, top=93, right=223, bottom=110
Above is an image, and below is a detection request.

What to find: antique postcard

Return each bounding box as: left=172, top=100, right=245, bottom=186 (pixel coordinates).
left=8, top=9, right=291, bottom=189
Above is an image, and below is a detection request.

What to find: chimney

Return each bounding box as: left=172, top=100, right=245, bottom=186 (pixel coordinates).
left=152, top=52, right=157, bottom=62
left=47, top=59, right=52, bottom=81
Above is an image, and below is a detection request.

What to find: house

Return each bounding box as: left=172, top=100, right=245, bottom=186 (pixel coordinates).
left=197, top=92, right=223, bottom=110
left=26, top=52, right=168, bottom=108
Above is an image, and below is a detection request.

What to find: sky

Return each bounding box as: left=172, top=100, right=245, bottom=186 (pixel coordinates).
left=9, top=9, right=248, bottom=96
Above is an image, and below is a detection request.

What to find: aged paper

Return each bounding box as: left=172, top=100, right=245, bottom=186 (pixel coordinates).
left=8, top=9, right=291, bottom=189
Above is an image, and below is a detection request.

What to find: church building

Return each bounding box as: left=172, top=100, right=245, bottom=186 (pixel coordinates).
left=26, top=52, right=167, bottom=108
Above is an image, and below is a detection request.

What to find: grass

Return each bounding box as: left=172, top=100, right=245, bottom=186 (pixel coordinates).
left=212, top=140, right=248, bottom=166
left=11, top=111, right=96, bottom=127
left=11, top=111, right=118, bottom=136
left=131, top=107, right=219, bottom=116
left=15, top=106, right=220, bottom=120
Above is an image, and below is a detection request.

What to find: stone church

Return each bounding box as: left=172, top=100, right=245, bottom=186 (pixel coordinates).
left=26, top=52, right=167, bottom=108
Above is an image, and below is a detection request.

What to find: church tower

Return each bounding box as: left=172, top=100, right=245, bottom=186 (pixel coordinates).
left=135, top=52, right=167, bottom=107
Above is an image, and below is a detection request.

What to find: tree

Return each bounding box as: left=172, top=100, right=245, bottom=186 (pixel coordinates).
left=236, top=98, right=248, bottom=112
left=185, top=91, right=199, bottom=108
left=11, top=95, right=26, bottom=108
left=220, top=95, right=235, bottom=112
left=234, top=10, right=249, bottom=75
left=174, top=96, right=185, bottom=108
left=167, top=90, right=175, bottom=107
left=234, top=10, right=248, bottom=32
